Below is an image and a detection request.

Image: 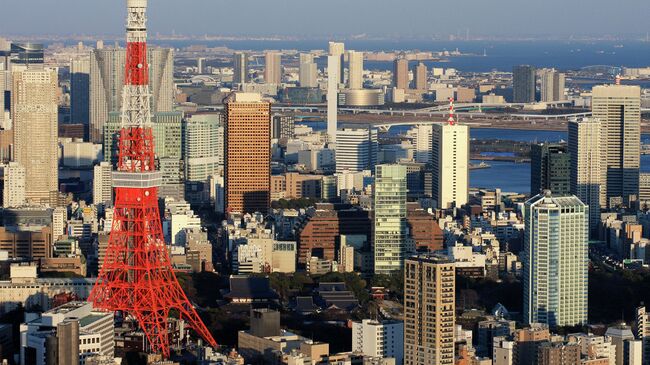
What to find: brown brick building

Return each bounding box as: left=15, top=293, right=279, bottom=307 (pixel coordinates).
left=296, top=204, right=371, bottom=266
left=406, top=203, right=444, bottom=252
left=225, top=93, right=271, bottom=214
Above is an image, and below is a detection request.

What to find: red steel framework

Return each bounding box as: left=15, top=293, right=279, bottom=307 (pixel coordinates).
left=89, top=0, right=216, bottom=357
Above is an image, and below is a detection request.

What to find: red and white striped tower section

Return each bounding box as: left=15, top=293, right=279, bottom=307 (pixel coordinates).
left=447, top=97, right=457, bottom=125
left=89, top=0, right=216, bottom=357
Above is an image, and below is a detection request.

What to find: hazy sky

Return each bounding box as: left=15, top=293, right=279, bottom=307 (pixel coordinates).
left=2, top=0, right=650, bottom=38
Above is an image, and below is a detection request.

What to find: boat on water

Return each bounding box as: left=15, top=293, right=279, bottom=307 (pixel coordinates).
left=469, top=162, right=491, bottom=170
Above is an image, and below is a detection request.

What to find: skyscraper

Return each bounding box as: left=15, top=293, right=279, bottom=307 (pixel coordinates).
left=347, top=50, right=364, bottom=89
left=513, top=65, right=536, bottom=103
left=70, top=58, right=90, bottom=139
left=373, top=164, right=408, bottom=274
left=431, top=122, right=469, bottom=209
left=89, top=47, right=173, bottom=143
left=335, top=127, right=378, bottom=173
left=411, top=124, right=432, bottom=164
left=404, top=255, right=455, bottom=365
left=329, top=42, right=345, bottom=84
left=224, top=93, right=271, bottom=214
left=569, top=117, right=602, bottom=234
left=523, top=192, right=588, bottom=328
left=197, top=57, right=205, bottom=74
left=12, top=69, right=59, bottom=205
left=327, top=42, right=345, bottom=143
left=540, top=69, right=566, bottom=102
left=183, top=113, right=224, bottom=203
left=393, top=57, right=409, bottom=90
left=298, top=53, right=317, bottom=88
left=264, top=52, right=282, bottom=84
left=414, top=62, right=428, bottom=90
left=530, top=143, right=571, bottom=196
left=233, top=52, right=249, bottom=84
left=592, top=85, right=641, bottom=207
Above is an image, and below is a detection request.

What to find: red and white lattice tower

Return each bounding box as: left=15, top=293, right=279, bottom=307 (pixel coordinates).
left=447, top=97, right=457, bottom=125
left=89, top=0, right=216, bottom=357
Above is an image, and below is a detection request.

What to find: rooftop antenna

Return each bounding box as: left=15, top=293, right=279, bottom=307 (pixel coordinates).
left=448, top=97, right=457, bottom=126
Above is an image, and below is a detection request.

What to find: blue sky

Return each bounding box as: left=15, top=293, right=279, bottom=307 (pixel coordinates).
left=2, top=0, right=650, bottom=38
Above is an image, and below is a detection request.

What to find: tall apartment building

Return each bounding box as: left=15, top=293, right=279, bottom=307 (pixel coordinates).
left=569, top=118, right=602, bottom=234
left=327, top=42, right=345, bottom=143
left=329, top=42, right=345, bottom=84
left=410, top=124, right=432, bottom=164
left=404, top=255, right=455, bottom=365
left=540, top=69, right=566, bottom=102
left=347, top=51, right=364, bottom=89
left=352, top=319, right=404, bottom=364
left=89, top=47, right=173, bottom=143
left=1, top=162, right=26, bottom=208
left=183, top=113, right=224, bottom=203
left=523, top=192, right=588, bottom=328
left=299, top=53, right=317, bottom=88
left=393, top=58, right=409, bottom=90
left=264, top=52, right=282, bottom=84
left=233, top=52, right=249, bottom=84
left=513, top=65, right=536, bottom=103
left=374, top=164, right=408, bottom=274
left=431, top=122, right=469, bottom=209
left=335, top=127, right=378, bottom=173
left=513, top=325, right=551, bottom=365
left=12, top=69, right=58, bottom=206
left=634, top=306, right=650, bottom=365
left=70, top=58, right=90, bottom=138
left=93, top=161, right=113, bottom=205
left=224, top=93, right=271, bottom=214
left=530, top=143, right=571, bottom=196
left=414, top=62, right=428, bottom=91
left=592, top=85, right=641, bottom=208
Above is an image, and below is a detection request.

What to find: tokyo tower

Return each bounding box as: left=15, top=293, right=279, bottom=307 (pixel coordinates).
left=89, top=0, right=216, bottom=357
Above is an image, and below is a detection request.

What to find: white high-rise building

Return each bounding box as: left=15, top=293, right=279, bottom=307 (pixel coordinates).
left=93, top=161, right=113, bottom=205
left=411, top=124, right=433, bottom=164
left=523, top=192, right=588, bottom=328
left=89, top=47, right=174, bottom=143
left=592, top=85, right=641, bottom=208
left=183, top=113, right=224, bottom=182
left=569, top=117, right=602, bottom=234
left=12, top=69, right=59, bottom=206
left=327, top=42, right=345, bottom=144
left=52, top=206, right=67, bottom=240
left=540, top=69, right=566, bottom=102
left=298, top=53, right=317, bottom=88
left=347, top=50, right=364, bottom=89
left=264, top=52, right=282, bottom=84
left=374, top=164, right=408, bottom=274
left=335, top=127, right=378, bottom=173
left=431, top=122, right=469, bottom=209
left=634, top=306, right=650, bottom=365
left=1, top=162, right=25, bottom=208
left=352, top=319, right=404, bottom=364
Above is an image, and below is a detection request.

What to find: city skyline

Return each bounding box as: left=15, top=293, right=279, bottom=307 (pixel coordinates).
left=2, top=0, right=650, bottom=38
